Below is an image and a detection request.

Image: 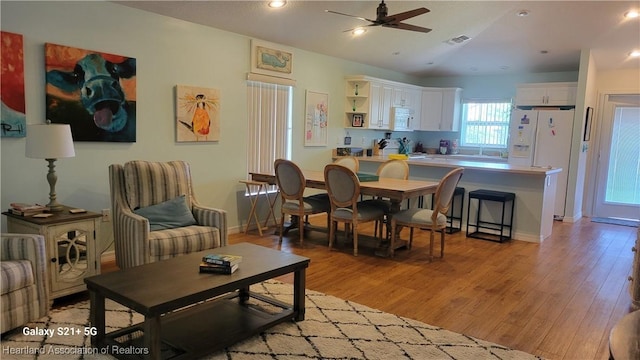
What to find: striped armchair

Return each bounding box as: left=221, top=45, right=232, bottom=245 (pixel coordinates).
left=109, top=160, right=228, bottom=269
left=1, top=233, right=50, bottom=334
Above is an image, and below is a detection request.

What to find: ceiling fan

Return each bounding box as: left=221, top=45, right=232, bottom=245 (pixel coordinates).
left=325, top=0, right=431, bottom=33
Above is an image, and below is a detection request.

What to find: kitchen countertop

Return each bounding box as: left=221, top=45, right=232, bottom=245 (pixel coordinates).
left=347, top=155, right=562, bottom=176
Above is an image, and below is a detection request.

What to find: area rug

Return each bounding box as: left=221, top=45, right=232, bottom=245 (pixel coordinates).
left=1, top=280, right=541, bottom=360
left=591, top=217, right=639, bottom=228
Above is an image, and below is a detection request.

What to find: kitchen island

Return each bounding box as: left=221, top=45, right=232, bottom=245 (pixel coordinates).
left=351, top=155, right=562, bottom=243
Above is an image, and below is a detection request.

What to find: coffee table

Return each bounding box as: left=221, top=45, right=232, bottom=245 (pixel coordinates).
left=84, top=243, right=310, bottom=360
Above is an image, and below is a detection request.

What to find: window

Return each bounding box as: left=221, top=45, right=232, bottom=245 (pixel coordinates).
left=460, top=100, right=512, bottom=148
left=246, top=80, right=293, bottom=186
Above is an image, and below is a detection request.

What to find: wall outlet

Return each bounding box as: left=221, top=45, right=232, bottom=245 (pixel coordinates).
left=102, top=209, right=111, bottom=222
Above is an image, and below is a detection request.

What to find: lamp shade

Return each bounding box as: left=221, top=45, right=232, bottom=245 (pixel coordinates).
left=26, top=124, right=75, bottom=159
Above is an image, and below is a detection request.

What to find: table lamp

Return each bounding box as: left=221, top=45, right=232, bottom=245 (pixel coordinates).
left=25, top=122, right=75, bottom=212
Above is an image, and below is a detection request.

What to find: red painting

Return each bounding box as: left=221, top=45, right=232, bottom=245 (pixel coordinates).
left=1, top=31, right=26, bottom=137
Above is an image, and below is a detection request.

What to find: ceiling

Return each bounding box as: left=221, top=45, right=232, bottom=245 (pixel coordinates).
left=115, top=1, right=640, bottom=77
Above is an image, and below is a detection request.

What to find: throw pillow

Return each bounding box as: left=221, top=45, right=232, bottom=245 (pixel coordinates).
left=133, top=195, right=197, bottom=231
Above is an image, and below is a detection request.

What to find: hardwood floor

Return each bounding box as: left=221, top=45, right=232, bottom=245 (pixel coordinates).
left=230, top=215, right=636, bottom=360
left=95, top=216, right=635, bottom=359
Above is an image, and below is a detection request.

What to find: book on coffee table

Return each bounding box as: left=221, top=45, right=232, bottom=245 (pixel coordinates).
left=202, top=253, right=242, bottom=267
left=199, top=262, right=238, bottom=274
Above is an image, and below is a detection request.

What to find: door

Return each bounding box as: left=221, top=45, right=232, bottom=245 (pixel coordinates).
left=594, top=94, right=640, bottom=220
left=533, top=110, right=574, bottom=217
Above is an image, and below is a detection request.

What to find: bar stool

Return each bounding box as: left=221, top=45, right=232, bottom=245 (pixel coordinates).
left=431, top=187, right=465, bottom=233
left=466, top=189, right=515, bottom=242
left=239, top=180, right=278, bottom=236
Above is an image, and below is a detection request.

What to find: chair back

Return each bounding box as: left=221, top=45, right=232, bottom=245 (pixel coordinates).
left=324, top=164, right=359, bottom=210
left=376, top=159, right=409, bottom=180
left=432, top=167, right=464, bottom=220
left=121, top=160, right=194, bottom=210
left=274, top=159, right=305, bottom=202
left=334, top=156, right=359, bottom=173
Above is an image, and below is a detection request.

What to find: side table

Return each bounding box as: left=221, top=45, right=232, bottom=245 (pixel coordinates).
left=3, top=206, right=102, bottom=299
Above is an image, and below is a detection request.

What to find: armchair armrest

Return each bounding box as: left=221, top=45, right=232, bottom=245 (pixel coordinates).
left=192, top=202, right=228, bottom=246
left=0, top=233, right=50, bottom=314
left=112, top=201, right=151, bottom=269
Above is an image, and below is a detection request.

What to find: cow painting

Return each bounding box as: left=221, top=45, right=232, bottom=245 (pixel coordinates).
left=45, top=43, right=136, bottom=142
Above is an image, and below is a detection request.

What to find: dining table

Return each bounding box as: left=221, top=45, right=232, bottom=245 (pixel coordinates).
left=250, top=169, right=439, bottom=256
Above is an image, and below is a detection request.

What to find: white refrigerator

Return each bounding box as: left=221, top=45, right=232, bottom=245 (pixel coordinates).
left=508, top=109, right=575, bottom=217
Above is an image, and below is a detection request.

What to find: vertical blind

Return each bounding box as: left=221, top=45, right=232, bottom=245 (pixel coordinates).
left=246, top=80, right=292, bottom=179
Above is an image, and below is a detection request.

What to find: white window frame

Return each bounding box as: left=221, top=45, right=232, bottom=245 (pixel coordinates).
left=460, top=100, right=512, bottom=150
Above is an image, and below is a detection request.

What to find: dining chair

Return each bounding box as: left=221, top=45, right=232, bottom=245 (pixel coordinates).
left=274, top=159, right=331, bottom=245
left=390, top=167, right=464, bottom=261
left=376, top=159, right=409, bottom=180
left=333, top=156, right=359, bottom=173
left=373, top=159, right=410, bottom=237
left=324, top=164, right=386, bottom=256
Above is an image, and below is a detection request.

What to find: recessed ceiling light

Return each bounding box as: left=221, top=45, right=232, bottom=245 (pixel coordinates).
left=268, top=1, right=286, bottom=9
left=392, top=51, right=400, bottom=56
left=624, top=10, right=639, bottom=18
left=470, top=66, right=478, bottom=72
left=517, top=10, right=530, bottom=17
left=352, top=28, right=367, bottom=36
left=630, top=50, right=640, bottom=57
left=500, top=65, right=510, bottom=71
left=540, top=50, right=549, bottom=54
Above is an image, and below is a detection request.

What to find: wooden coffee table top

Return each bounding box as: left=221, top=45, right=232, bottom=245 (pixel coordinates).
left=84, top=243, right=310, bottom=316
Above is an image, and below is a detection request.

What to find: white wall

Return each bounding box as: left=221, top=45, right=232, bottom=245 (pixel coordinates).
left=0, top=1, right=420, bottom=248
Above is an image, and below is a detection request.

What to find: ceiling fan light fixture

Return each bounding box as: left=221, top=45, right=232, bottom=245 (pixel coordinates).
left=268, top=1, right=286, bottom=9
left=624, top=10, right=639, bottom=18
left=352, top=27, right=367, bottom=36
left=629, top=50, right=640, bottom=57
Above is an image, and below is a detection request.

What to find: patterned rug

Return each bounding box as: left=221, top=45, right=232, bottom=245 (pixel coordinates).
left=1, top=280, right=541, bottom=360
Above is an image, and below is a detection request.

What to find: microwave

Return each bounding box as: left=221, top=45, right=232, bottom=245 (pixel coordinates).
left=391, top=107, right=414, bottom=131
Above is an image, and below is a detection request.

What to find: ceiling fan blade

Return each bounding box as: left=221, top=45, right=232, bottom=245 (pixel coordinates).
left=342, top=24, right=381, bottom=33
left=383, top=22, right=432, bottom=33
left=384, top=8, right=430, bottom=23
left=325, top=9, right=375, bottom=23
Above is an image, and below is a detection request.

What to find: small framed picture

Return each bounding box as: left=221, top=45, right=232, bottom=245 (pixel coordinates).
left=351, top=113, right=364, bottom=127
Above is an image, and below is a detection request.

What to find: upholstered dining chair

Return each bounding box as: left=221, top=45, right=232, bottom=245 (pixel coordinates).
left=333, top=156, right=359, bottom=173
left=373, top=159, right=410, bottom=237
left=390, top=167, right=464, bottom=261
left=1, top=233, right=50, bottom=333
left=109, top=160, right=228, bottom=269
left=274, top=159, right=331, bottom=245
left=324, top=164, right=386, bottom=256
left=376, top=159, right=409, bottom=180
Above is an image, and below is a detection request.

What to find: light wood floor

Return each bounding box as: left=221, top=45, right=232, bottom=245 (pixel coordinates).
left=231, top=215, right=636, bottom=360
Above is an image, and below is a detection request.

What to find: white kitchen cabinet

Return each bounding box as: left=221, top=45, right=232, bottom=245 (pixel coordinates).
left=419, top=89, right=443, bottom=131
left=369, top=81, right=393, bottom=130
left=440, top=88, right=462, bottom=131
left=419, top=87, right=462, bottom=131
left=515, top=82, right=577, bottom=106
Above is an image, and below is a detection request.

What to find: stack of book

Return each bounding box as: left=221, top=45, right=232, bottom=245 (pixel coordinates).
left=199, top=253, right=242, bottom=274
left=8, top=203, right=49, bottom=217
